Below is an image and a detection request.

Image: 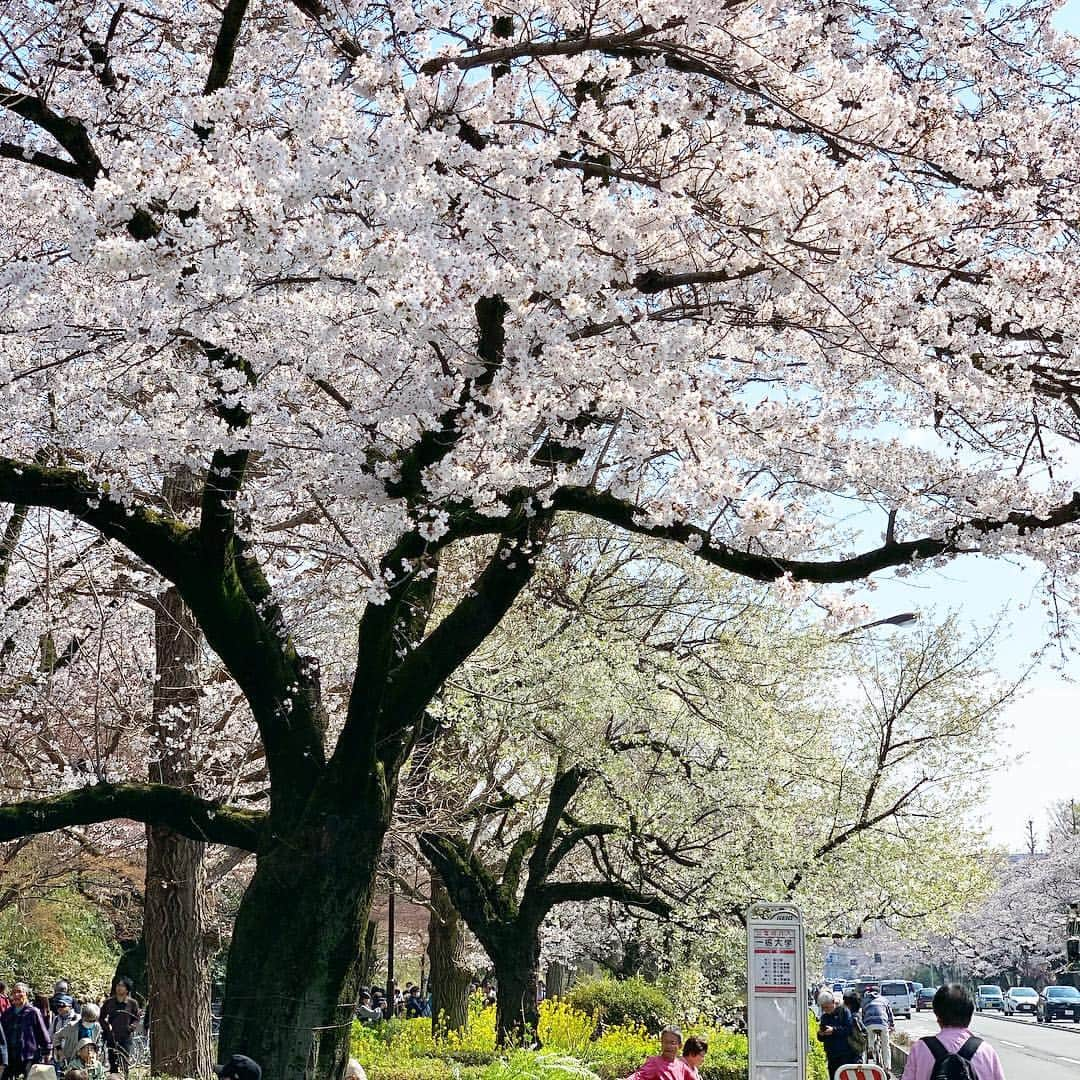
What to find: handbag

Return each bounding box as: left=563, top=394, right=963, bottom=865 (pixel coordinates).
left=27, top=1066, right=57, bottom=1080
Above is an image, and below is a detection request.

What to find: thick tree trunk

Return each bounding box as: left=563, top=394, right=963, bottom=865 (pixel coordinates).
left=427, top=875, right=470, bottom=1035
left=493, top=937, right=541, bottom=1047
left=146, top=468, right=214, bottom=1079
left=145, top=823, right=213, bottom=1077
left=218, top=806, right=390, bottom=1080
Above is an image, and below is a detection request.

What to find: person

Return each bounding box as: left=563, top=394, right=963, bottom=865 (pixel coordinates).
left=1, top=982, right=52, bottom=1080
left=55, top=1006, right=102, bottom=1071
left=623, top=1027, right=686, bottom=1079
left=213, top=1053, right=262, bottom=1080
left=344, top=1059, right=367, bottom=1080
left=0, top=987, right=9, bottom=1016
left=862, top=988, right=895, bottom=1071
left=355, top=992, right=381, bottom=1024
left=72, top=1040, right=105, bottom=1080
left=680, top=1036, right=708, bottom=1078
left=816, top=989, right=860, bottom=1079
left=48, top=988, right=74, bottom=1021
left=901, top=984, right=1005, bottom=1080
left=49, top=999, right=76, bottom=1048
left=98, top=980, right=139, bottom=1078
left=404, top=986, right=425, bottom=1020
left=62, top=1072, right=87, bottom=1080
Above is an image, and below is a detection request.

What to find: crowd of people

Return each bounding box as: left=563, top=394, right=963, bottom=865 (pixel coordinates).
left=353, top=982, right=433, bottom=1023
left=0, top=977, right=141, bottom=1080
left=816, top=983, right=1007, bottom=1080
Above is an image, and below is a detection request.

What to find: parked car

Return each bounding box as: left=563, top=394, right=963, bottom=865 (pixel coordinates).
left=879, top=979, right=912, bottom=1019
left=915, top=987, right=937, bottom=1011
left=1003, top=987, right=1039, bottom=1016
left=976, top=985, right=1005, bottom=1011
left=1037, top=985, right=1080, bottom=1023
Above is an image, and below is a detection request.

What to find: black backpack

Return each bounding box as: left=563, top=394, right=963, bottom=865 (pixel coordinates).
left=923, top=1035, right=982, bottom=1080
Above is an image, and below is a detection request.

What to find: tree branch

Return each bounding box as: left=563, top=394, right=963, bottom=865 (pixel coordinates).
left=552, top=486, right=1080, bottom=584
left=0, top=784, right=264, bottom=850
left=381, top=509, right=553, bottom=726
left=537, top=879, right=670, bottom=916
left=0, top=86, right=103, bottom=186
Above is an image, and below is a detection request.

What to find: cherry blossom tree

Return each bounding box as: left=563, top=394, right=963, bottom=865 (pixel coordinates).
left=4, top=0, right=1080, bottom=1074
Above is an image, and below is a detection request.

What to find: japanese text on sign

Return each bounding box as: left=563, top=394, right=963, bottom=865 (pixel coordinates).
left=752, top=927, right=796, bottom=993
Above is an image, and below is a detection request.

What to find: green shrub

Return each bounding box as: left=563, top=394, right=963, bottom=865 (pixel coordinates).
left=807, top=1012, right=829, bottom=1080
left=565, top=977, right=675, bottom=1034
left=366, top=1063, right=453, bottom=1080
left=0, top=888, right=119, bottom=999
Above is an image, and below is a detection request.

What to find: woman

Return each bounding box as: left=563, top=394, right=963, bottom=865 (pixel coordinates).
left=54, top=1005, right=103, bottom=1073
left=0, top=983, right=52, bottom=1080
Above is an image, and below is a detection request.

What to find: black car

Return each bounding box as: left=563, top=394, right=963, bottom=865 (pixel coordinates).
left=1037, top=985, right=1080, bottom=1023
left=915, top=987, right=937, bottom=1012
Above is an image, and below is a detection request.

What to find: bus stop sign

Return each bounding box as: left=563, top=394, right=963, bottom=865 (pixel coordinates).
left=747, top=904, right=807, bottom=1080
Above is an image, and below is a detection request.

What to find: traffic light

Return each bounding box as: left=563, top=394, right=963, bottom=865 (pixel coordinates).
left=874, top=953, right=882, bottom=965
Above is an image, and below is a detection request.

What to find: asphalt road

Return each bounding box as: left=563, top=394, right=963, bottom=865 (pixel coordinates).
left=899, top=1008, right=1080, bottom=1079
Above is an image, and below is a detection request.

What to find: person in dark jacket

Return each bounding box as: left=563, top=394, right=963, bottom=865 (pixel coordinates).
left=816, top=989, right=859, bottom=1078
left=98, top=979, right=140, bottom=1078
left=1, top=982, right=52, bottom=1079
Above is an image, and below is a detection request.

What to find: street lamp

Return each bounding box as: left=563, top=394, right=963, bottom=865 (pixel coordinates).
left=837, top=612, right=920, bottom=638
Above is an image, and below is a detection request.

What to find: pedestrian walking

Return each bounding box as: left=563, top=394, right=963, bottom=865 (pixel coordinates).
left=901, top=985, right=1005, bottom=1080
left=679, top=1036, right=708, bottom=1078
left=0, top=983, right=52, bottom=1080
left=70, top=1041, right=104, bottom=1080
left=862, top=989, right=895, bottom=1073
left=98, top=980, right=139, bottom=1078
left=54, top=1006, right=102, bottom=1073
left=48, top=999, right=76, bottom=1049
left=816, top=989, right=862, bottom=1078
left=623, top=1027, right=687, bottom=1079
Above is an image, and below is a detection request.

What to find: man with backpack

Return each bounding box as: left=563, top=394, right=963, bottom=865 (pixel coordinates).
left=901, top=985, right=1005, bottom=1080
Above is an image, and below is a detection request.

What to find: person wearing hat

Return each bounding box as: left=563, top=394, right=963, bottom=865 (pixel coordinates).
left=73, top=1038, right=105, bottom=1080
left=48, top=997, right=76, bottom=1047
left=214, top=1054, right=261, bottom=1080
left=55, top=1005, right=102, bottom=1072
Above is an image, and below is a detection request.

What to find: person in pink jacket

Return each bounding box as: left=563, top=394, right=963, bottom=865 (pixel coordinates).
left=902, top=985, right=1006, bottom=1080
left=624, top=1027, right=687, bottom=1080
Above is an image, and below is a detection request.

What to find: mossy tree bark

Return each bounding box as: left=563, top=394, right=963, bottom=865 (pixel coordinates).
left=420, top=767, right=670, bottom=1046
left=427, top=874, right=471, bottom=1035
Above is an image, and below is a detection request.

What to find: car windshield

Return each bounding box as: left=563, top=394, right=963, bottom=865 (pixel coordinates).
left=1047, top=987, right=1080, bottom=999
left=881, top=983, right=907, bottom=994
left=1010, top=989, right=1037, bottom=997
left=979, top=987, right=1002, bottom=995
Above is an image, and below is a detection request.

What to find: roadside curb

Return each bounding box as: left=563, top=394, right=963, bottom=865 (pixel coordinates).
left=973, top=1010, right=1080, bottom=1036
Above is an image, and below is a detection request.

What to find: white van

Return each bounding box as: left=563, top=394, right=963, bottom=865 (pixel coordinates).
left=879, top=979, right=912, bottom=1019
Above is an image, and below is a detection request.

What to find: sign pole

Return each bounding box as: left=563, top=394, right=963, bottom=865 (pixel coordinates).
left=747, top=904, right=807, bottom=1080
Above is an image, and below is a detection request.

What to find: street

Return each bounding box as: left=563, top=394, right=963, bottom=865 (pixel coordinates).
left=901, top=1009, right=1080, bottom=1079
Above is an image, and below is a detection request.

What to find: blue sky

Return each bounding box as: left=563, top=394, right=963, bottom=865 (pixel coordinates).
left=821, top=0, right=1080, bottom=854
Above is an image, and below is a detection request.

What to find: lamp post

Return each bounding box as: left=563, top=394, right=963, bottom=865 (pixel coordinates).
left=837, top=612, right=920, bottom=638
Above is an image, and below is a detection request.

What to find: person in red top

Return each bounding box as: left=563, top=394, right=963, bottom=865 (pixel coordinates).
left=624, top=1028, right=686, bottom=1080
left=679, top=1036, right=709, bottom=1078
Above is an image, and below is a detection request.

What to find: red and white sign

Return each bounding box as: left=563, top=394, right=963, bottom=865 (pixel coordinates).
left=751, top=926, right=797, bottom=993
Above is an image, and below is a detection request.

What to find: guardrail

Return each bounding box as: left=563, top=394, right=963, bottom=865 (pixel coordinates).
left=890, top=1040, right=909, bottom=1073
